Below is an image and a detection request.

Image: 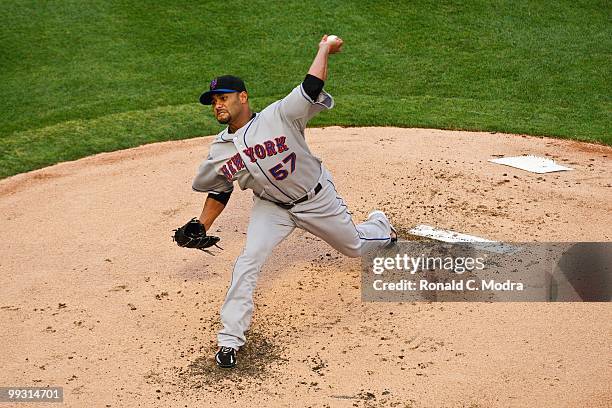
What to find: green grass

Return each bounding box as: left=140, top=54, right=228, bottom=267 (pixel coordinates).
left=1, top=0, right=610, bottom=178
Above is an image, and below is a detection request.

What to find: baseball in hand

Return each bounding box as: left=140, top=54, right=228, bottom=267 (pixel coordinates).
left=326, top=35, right=339, bottom=44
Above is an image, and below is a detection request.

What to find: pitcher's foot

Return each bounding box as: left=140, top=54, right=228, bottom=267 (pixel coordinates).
left=390, top=225, right=398, bottom=243
left=215, top=346, right=237, bottom=368
left=368, top=210, right=397, bottom=244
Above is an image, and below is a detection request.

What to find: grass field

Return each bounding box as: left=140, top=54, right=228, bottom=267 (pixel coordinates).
left=1, top=0, right=610, bottom=178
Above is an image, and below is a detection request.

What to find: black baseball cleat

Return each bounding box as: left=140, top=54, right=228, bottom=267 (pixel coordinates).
left=215, top=346, right=237, bottom=368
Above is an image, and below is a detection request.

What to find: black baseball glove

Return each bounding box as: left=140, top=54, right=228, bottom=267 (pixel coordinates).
left=172, top=218, right=221, bottom=252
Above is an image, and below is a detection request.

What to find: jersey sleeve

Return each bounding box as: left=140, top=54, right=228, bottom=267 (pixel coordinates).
left=277, top=84, right=334, bottom=126
left=191, top=158, right=234, bottom=194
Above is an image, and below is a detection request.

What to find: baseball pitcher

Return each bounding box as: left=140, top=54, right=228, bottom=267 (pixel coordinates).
left=174, top=35, right=396, bottom=368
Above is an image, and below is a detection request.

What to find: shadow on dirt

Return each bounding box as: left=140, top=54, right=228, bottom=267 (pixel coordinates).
left=177, top=329, right=288, bottom=389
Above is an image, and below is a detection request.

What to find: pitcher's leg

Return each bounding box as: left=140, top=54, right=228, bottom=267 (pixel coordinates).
left=293, top=180, right=394, bottom=258
left=218, top=197, right=294, bottom=349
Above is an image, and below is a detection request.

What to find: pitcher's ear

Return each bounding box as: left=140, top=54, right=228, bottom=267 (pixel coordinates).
left=239, top=91, right=248, bottom=103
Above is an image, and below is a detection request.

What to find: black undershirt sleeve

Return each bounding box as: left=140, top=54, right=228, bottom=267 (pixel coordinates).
left=207, top=191, right=232, bottom=206
left=302, top=74, right=325, bottom=101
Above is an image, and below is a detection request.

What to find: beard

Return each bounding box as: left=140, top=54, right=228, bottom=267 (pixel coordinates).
left=215, top=110, right=231, bottom=124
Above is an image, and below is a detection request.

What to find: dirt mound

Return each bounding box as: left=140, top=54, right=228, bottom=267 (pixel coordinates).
left=1, top=127, right=610, bottom=407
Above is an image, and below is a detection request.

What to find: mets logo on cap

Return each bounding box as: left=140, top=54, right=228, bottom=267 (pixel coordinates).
left=210, top=78, right=218, bottom=90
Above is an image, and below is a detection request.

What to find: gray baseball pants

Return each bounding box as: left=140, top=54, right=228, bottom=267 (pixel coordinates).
left=217, top=170, right=394, bottom=349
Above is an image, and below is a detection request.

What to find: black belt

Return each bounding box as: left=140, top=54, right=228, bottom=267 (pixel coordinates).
left=272, top=183, right=322, bottom=209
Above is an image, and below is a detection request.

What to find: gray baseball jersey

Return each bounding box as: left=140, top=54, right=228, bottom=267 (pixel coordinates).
left=192, top=83, right=395, bottom=350
left=193, top=84, right=333, bottom=202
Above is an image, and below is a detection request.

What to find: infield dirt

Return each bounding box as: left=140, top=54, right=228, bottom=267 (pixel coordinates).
left=1, top=127, right=610, bottom=407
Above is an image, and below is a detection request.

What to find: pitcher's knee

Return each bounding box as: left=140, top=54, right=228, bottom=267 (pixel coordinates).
left=239, top=242, right=275, bottom=267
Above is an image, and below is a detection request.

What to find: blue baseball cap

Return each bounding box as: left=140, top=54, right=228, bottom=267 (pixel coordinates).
left=199, top=75, right=247, bottom=105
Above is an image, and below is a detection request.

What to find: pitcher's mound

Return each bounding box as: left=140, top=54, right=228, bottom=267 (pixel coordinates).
left=1, top=127, right=610, bottom=407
